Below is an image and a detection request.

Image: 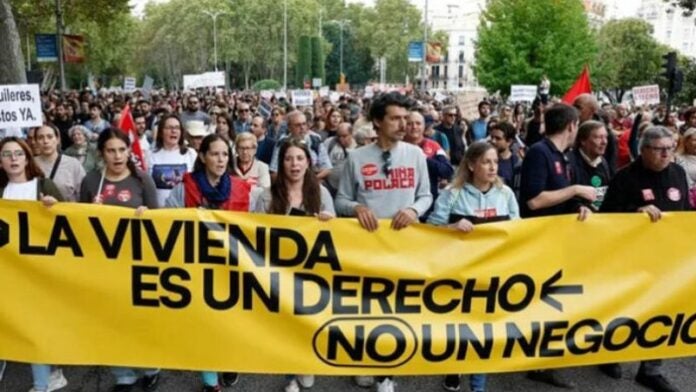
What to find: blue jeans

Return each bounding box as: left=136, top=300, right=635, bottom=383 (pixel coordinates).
left=469, top=373, right=487, bottom=392
left=31, top=364, right=51, bottom=391
left=111, top=367, right=159, bottom=385
left=201, top=371, right=218, bottom=387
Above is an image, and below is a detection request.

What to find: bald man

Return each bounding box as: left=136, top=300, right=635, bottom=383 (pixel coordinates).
left=573, top=94, right=617, bottom=172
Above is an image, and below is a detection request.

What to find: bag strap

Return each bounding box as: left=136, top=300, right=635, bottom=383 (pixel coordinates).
left=48, top=154, right=62, bottom=181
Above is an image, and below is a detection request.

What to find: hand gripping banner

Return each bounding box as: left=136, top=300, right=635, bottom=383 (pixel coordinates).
left=0, top=200, right=695, bottom=375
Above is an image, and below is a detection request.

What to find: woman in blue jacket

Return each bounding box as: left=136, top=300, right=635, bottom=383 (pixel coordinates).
left=427, top=141, right=519, bottom=392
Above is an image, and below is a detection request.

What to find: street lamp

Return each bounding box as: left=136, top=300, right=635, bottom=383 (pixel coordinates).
left=283, top=0, right=288, bottom=91
left=202, top=10, right=227, bottom=72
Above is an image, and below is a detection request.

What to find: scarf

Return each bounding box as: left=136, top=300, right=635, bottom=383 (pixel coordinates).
left=192, top=170, right=231, bottom=204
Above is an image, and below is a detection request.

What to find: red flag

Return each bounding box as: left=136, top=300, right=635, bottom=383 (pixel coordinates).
left=562, top=65, right=592, bottom=104
left=117, top=104, right=147, bottom=171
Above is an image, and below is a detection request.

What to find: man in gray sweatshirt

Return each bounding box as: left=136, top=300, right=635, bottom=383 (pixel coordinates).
left=335, top=92, right=432, bottom=392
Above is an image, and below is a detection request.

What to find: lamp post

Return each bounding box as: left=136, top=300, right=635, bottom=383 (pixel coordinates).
left=421, top=0, right=428, bottom=92
left=283, top=0, right=288, bottom=91
left=202, top=10, right=226, bottom=72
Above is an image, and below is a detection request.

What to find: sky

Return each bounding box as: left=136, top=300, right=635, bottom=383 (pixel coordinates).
left=130, top=0, right=642, bottom=19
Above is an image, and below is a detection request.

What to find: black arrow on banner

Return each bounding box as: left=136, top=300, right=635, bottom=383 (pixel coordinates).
left=0, top=219, right=8, bottom=248
left=540, top=270, right=583, bottom=312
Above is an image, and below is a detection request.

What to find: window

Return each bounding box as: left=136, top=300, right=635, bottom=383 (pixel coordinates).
left=459, top=65, right=464, bottom=78
left=458, top=50, right=465, bottom=63
left=458, top=35, right=466, bottom=45
left=444, top=66, right=448, bottom=78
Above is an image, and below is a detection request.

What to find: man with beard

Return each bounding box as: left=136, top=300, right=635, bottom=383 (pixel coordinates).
left=52, top=102, right=76, bottom=150
left=180, top=96, right=210, bottom=127
left=489, top=121, right=520, bottom=191
left=435, top=105, right=465, bottom=165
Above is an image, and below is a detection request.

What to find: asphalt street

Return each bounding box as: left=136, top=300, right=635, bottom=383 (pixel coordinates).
left=1, top=357, right=694, bottom=391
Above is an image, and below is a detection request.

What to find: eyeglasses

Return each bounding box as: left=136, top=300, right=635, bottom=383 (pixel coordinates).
left=237, top=146, right=256, bottom=151
left=239, top=109, right=250, bottom=113
left=645, top=145, right=674, bottom=153
left=1, top=150, right=25, bottom=159
left=382, top=150, right=391, bottom=177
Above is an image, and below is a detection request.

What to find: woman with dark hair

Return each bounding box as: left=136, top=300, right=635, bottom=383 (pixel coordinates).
left=428, top=141, right=519, bottom=392
left=323, top=106, right=343, bottom=140
left=79, top=128, right=159, bottom=391
left=33, top=124, right=86, bottom=201
left=148, top=114, right=197, bottom=207
left=252, top=138, right=334, bottom=392
left=0, top=136, right=66, bottom=392
left=215, top=112, right=236, bottom=149
left=165, top=133, right=251, bottom=392
left=165, top=133, right=251, bottom=211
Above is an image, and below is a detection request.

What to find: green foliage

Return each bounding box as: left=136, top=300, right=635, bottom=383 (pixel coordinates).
left=252, top=79, right=282, bottom=91
left=592, top=19, right=664, bottom=102
left=296, top=35, right=312, bottom=87
left=322, top=21, right=374, bottom=86
left=674, top=55, right=696, bottom=106
left=474, top=0, right=596, bottom=95
left=9, top=0, right=134, bottom=88
left=310, top=35, right=325, bottom=84
left=356, top=0, right=427, bottom=83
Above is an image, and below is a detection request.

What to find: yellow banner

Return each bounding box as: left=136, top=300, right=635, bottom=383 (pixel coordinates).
left=1, top=200, right=695, bottom=375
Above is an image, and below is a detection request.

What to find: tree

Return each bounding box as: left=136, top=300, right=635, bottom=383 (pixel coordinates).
left=663, top=0, right=696, bottom=16
left=674, top=55, right=696, bottom=106
left=310, top=36, right=325, bottom=84
left=474, top=0, right=596, bottom=96
left=296, top=36, right=312, bottom=87
left=322, top=21, right=374, bottom=86
left=592, top=19, right=665, bottom=102
left=356, top=0, right=426, bottom=83
left=9, top=0, right=131, bottom=87
left=0, top=0, right=25, bottom=84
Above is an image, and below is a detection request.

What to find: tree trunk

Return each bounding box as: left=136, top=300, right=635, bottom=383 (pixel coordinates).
left=0, top=0, right=27, bottom=84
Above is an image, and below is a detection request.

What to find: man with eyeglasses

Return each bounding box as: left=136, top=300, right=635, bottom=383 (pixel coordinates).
left=600, top=126, right=688, bottom=392
left=234, top=102, right=253, bottom=133
left=180, top=95, right=210, bottom=127
left=334, top=92, right=432, bottom=392
left=434, top=105, right=465, bottom=165
left=269, top=110, right=332, bottom=181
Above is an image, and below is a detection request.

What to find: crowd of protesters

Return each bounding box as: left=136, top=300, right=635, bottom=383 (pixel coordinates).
left=0, top=85, right=694, bottom=392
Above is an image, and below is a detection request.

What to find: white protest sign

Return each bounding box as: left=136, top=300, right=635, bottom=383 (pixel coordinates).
left=260, top=90, right=273, bottom=100
left=123, top=77, right=137, bottom=93
left=329, top=92, right=340, bottom=104
left=312, top=78, right=322, bottom=88
left=258, top=100, right=273, bottom=120
left=87, top=74, right=96, bottom=91
left=510, top=85, right=538, bottom=102
left=142, top=76, right=154, bottom=95
left=632, top=85, right=660, bottom=106
left=292, top=90, right=313, bottom=107
left=183, top=71, right=226, bottom=90
left=0, top=84, right=43, bottom=129
left=364, top=86, right=374, bottom=99
left=275, top=91, right=287, bottom=100
left=319, top=86, right=330, bottom=97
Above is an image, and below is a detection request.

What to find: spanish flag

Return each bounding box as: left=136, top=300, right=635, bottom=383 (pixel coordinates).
left=62, top=35, right=85, bottom=63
